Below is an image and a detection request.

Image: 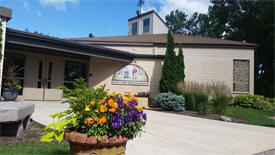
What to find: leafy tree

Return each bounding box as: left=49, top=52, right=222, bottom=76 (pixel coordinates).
left=159, top=30, right=178, bottom=93
left=165, top=0, right=274, bottom=97
left=176, top=44, right=185, bottom=83
left=165, top=9, right=188, bottom=34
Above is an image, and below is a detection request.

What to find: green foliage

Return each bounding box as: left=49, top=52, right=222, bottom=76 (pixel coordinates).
left=194, top=93, right=209, bottom=115
left=176, top=44, right=185, bottom=83
left=210, top=93, right=228, bottom=114
left=159, top=30, right=178, bottom=93
left=231, top=95, right=274, bottom=111
left=41, top=78, right=147, bottom=143
left=165, top=1, right=275, bottom=97
left=155, top=92, right=185, bottom=111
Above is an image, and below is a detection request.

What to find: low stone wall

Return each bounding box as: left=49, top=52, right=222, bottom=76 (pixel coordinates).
left=0, top=101, right=34, bottom=136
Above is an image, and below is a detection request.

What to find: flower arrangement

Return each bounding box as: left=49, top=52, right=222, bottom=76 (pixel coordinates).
left=40, top=78, right=147, bottom=143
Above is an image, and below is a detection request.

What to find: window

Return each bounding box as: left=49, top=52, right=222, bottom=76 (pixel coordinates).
left=64, top=61, right=88, bottom=89
left=233, top=60, right=249, bottom=93
left=143, top=18, right=150, bottom=33
left=3, top=53, right=25, bottom=95
left=132, top=22, right=138, bottom=35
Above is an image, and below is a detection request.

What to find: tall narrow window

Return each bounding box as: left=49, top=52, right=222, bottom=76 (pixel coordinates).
left=143, top=18, right=150, bottom=33
left=233, top=60, right=249, bottom=93
left=132, top=22, right=138, bottom=35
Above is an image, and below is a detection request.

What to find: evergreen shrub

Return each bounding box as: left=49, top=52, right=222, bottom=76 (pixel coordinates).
left=155, top=92, right=185, bottom=111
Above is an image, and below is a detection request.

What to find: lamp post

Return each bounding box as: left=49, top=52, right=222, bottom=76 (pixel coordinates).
left=0, top=6, right=12, bottom=98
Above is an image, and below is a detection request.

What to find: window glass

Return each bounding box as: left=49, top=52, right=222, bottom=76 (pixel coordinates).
left=233, top=60, right=249, bottom=92
left=143, top=18, right=150, bottom=33
left=64, top=61, right=87, bottom=89
left=132, top=22, right=138, bottom=35
left=3, top=53, right=25, bottom=95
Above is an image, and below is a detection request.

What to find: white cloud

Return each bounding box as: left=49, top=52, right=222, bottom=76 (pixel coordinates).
left=36, top=11, right=42, bottom=17
left=23, top=2, right=29, bottom=10
left=143, top=0, right=210, bottom=19
left=39, top=0, right=78, bottom=11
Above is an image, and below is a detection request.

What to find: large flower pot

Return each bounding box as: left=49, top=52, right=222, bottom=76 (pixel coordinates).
left=64, top=132, right=129, bottom=155
left=2, top=88, right=18, bottom=101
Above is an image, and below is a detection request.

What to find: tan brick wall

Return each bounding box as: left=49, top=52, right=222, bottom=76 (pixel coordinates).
left=89, top=46, right=254, bottom=99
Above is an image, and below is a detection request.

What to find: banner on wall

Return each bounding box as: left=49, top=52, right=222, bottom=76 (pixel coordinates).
left=112, top=65, right=148, bottom=86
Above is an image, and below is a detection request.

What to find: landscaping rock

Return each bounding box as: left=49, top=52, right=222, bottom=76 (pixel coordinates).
left=220, top=115, right=232, bottom=122
left=0, top=101, right=34, bottom=136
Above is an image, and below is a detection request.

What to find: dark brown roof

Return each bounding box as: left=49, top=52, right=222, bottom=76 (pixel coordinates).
left=68, top=33, right=257, bottom=47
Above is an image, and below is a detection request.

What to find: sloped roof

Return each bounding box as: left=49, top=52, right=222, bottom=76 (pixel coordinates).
left=68, top=33, right=257, bottom=47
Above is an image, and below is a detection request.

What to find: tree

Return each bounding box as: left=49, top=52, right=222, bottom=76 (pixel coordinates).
left=165, top=0, right=274, bottom=97
left=176, top=44, right=185, bottom=83
left=165, top=9, right=188, bottom=34
left=159, top=30, right=178, bottom=93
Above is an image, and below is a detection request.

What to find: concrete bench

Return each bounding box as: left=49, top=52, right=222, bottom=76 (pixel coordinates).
left=0, top=102, right=34, bottom=136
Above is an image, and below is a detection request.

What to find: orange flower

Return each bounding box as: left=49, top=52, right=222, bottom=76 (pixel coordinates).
left=135, top=106, right=143, bottom=112
left=94, top=117, right=99, bottom=122
left=111, top=102, right=118, bottom=108
left=90, top=101, right=95, bottom=105
left=99, top=99, right=104, bottom=104
left=108, top=99, right=114, bottom=106
left=132, top=96, right=138, bottom=101
left=89, top=119, right=95, bottom=124
left=100, top=105, right=107, bottom=112
left=109, top=108, right=116, bottom=113
left=84, top=120, right=89, bottom=124
left=100, top=116, right=107, bottom=124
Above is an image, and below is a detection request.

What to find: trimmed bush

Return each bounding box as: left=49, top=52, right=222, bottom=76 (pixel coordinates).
left=231, top=95, right=274, bottom=111
left=155, top=92, right=185, bottom=111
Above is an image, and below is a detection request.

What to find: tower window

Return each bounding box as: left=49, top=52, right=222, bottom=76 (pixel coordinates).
left=143, top=18, right=150, bottom=33
left=132, top=22, right=138, bottom=35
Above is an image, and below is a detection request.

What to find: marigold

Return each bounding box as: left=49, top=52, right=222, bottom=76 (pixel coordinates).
left=94, top=117, right=99, bottom=122
left=100, top=116, right=107, bottom=124
left=89, top=119, right=95, bottom=124
left=99, top=99, right=104, bottom=104
left=90, top=101, right=95, bottom=105
left=135, top=106, right=143, bottom=112
left=111, top=102, right=118, bottom=108
left=108, top=99, right=115, bottom=106
left=100, top=105, right=107, bottom=112
left=132, top=96, right=138, bottom=101
left=85, top=106, right=90, bottom=112
left=84, top=120, right=89, bottom=124
left=122, top=96, right=130, bottom=102
left=109, top=108, right=116, bottom=113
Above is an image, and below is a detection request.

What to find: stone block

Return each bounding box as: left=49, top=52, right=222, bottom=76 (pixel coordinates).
left=0, top=101, right=34, bottom=136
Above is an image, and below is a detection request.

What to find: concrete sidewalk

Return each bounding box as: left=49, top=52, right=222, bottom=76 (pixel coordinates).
left=30, top=101, right=275, bottom=155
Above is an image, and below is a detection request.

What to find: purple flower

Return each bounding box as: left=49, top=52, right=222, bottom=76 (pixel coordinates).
left=117, top=97, right=123, bottom=103
left=112, top=122, right=120, bottom=129
left=115, top=111, right=122, bottom=117
left=125, top=115, right=132, bottom=122
left=118, top=104, right=125, bottom=109
left=143, top=113, right=147, bottom=121
left=132, top=100, right=138, bottom=106
left=111, top=116, right=117, bottom=122
left=118, top=119, right=124, bottom=125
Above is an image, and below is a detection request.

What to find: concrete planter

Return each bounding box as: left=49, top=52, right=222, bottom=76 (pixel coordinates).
left=137, top=97, right=149, bottom=108
left=2, top=88, right=18, bottom=101
left=64, top=132, right=129, bottom=155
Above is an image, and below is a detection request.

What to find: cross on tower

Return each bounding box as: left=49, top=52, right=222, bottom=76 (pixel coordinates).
left=137, top=0, right=144, bottom=15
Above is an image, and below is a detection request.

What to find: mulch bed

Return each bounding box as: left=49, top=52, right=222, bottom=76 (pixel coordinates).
left=0, top=120, right=68, bottom=146
left=148, top=108, right=248, bottom=124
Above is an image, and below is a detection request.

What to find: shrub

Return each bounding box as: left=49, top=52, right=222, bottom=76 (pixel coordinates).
left=194, top=93, right=209, bottom=115
left=231, top=95, right=274, bottom=111
left=210, top=93, right=228, bottom=114
left=155, top=92, right=185, bottom=111
left=183, top=92, right=196, bottom=110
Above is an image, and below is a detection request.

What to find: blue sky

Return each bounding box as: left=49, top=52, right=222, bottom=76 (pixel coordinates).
left=1, top=0, right=210, bottom=38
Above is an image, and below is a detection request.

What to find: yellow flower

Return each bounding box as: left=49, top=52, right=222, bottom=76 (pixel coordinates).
left=110, top=92, right=116, bottom=96
left=94, top=109, right=99, bottom=113
left=118, top=92, right=123, bottom=96
left=85, top=106, right=90, bottom=112
left=90, top=101, right=95, bottom=105
left=135, top=106, right=143, bottom=112
left=122, top=96, right=130, bottom=102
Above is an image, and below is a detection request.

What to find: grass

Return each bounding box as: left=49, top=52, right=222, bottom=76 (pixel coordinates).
left=0, top=144, right=69, bottom=155
left=227, top=106, right=275, bottom=127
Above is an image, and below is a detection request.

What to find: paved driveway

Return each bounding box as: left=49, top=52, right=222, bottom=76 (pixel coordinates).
left=30, top=101, right=275, bottom=155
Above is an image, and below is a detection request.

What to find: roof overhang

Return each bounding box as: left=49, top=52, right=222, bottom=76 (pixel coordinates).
left=5, top=28, right=134, bottom=62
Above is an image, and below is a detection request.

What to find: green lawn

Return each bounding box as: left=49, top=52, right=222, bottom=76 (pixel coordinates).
left=227, top=106, right=275, bottom=127
left=0, top=144, right=69, bottom=155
